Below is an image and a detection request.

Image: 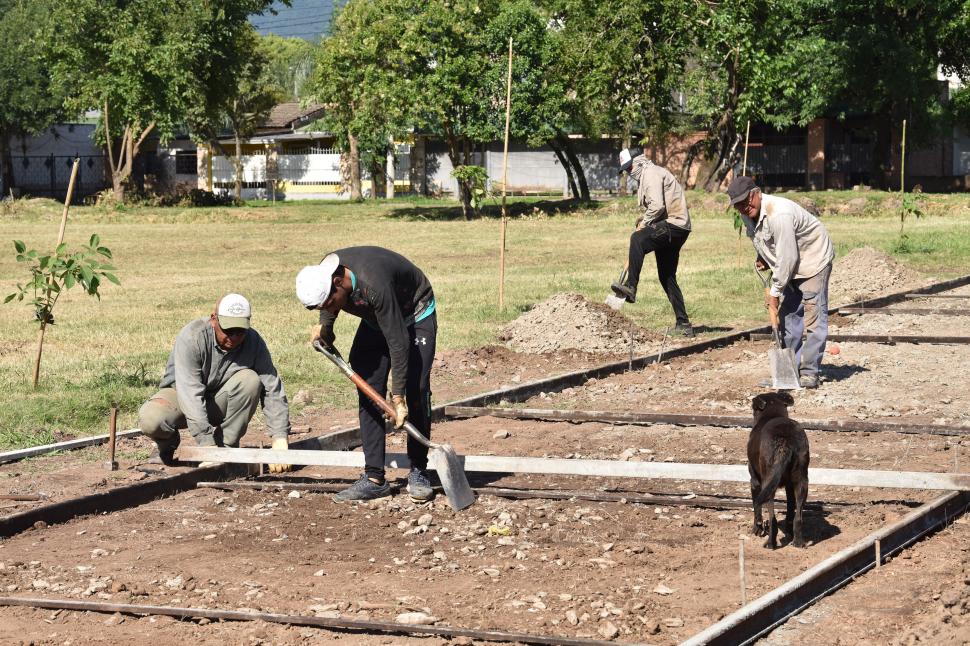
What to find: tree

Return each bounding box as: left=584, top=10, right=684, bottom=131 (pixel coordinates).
left=262, top=34, right=317, bottom=102
left=46, top=0, right=280, bottom=201
left=0, top=0, right=64, bottom=195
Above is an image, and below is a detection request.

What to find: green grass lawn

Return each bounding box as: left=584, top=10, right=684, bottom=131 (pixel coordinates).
left=1, top=190, right=968, bottom=449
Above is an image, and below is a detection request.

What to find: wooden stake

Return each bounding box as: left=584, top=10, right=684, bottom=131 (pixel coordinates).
left=499, top=37, right=512, bottom=311
left=739, top=537, right=747, bottom=605
left=105, top=405, right=118, bottom=471
left=33, top=158, right=80, bottom=389
left=742, top=120, right=751, bottom=176
left=900, top=119, right=906, bottom=193
left=874, top=539, right=881, bottom=568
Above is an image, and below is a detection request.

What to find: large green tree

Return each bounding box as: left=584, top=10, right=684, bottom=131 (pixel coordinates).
left=262, top=34, right=317, bottom=102
left=46, top=0, right=280, bottom=201
left=0, top=0, right=64, bottom=195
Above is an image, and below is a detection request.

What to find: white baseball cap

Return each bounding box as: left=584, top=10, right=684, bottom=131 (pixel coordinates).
left=217, top=293, right=251, bottom=330
left=296, top=253, right=341, bottom=308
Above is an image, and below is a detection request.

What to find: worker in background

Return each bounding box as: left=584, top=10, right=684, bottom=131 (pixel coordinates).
left=727, top=176, right=835, bottom=389
left=297, top=246, right=437, bottom=503
left=610, top=147, right=694, bottom=337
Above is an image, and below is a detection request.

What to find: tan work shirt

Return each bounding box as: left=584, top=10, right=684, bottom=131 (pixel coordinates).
left=630, top=157, right=691, bottom=231
left=742, top=194, right=835, bottom=297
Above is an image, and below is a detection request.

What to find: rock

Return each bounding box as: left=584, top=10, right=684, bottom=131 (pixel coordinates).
left=598, top=621, right=620, bottom=639
left=33, top=520, right=47, bottom=530
left=165, top=575, right=184, bottom=589
left=652, top=584, right=674, bottom=595
left=288, top=490, right=301, bottom=499
left=482, top=568, right=501, bottom=577
left=395, top=611, right=438, bottom=625
left=313, top=569, right=326, bottom=577
left=619, top=448, right=637, bottom=461
left=110, top=581, right=127, bottom=593
left=292, top=389, right=313, bottom=405
left=640, top=617, right=661, bottom=634
left=565, top=609, right=579, bottom=625
left=942, top=589, right=962, bottom=608
left=103, top=612, right=125, bottom=626
left=493, top=430, right=511, bottom=439
left=663, top=617, right=684, bottom=628
left=90, top=548, right=109, bottom=558
left=31, top=579, right=50, bottom=590
left=417, top=514, right=433, bottom=527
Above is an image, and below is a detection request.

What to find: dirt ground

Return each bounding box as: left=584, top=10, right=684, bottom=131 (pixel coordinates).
left=2, top=282, right=969, bottom=644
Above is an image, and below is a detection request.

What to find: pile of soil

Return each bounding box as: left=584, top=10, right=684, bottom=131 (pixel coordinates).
left=500, top=293, right=658, bottom=354
left=829, top=246, right=926, bottom=304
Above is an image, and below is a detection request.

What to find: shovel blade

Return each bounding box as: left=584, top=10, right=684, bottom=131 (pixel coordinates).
left=428, top=445, right=476, bottom=511
left=604, top=294, right=626, bottom=310
left=768, top=348, right=802, bottom=390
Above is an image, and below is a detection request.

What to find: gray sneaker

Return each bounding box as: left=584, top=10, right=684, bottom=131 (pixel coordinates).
left=333, top=475, right=391, bottom=502
left=672, top=323, right=695, bottom=338
left=407, top=468, right=435, bottom=502
left=799, top=375, right=820, bottom=389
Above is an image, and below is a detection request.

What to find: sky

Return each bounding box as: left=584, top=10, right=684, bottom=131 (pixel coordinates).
left=250, top=0, right=346, bottom=41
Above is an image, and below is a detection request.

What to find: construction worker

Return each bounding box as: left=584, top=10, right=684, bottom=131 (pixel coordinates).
left=727, top=176, right=835, bottom=389
left=610, top=147, right=694, bottom=337
left=138, top=293, right=292, bottom=470
left=296, top=246, right=437, bottom=503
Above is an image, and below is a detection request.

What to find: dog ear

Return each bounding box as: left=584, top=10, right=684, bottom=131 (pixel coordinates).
left=753, top=394, right=767, bottom=411
left=780, top=392, right=795, bottom=406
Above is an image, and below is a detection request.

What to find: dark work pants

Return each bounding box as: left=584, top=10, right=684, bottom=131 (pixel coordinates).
left=626, top=221, right=691, bottom=325
left=349, top=312, right=436, bottom=480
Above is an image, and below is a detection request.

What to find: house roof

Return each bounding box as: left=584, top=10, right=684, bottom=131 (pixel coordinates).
left=261, top=102, right=327, bottom=130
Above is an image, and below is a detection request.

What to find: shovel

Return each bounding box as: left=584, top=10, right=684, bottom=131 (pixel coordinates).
left=313, top=340, right=475, bottom=511
left=604, top=261, right=630, bottom=310
left=754, top=266, right=802, bottom=390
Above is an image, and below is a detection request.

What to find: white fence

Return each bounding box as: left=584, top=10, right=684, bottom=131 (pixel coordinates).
left=212, top=152, right=344, bottom=199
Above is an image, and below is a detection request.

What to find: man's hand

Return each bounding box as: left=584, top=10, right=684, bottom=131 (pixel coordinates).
left=755, top=257, right=768, bottom=271
left=268, top=436, right=292, bottom=474
left=391, top=394, right=408, bottom=429
left=310, top=324, right=335, bottom=350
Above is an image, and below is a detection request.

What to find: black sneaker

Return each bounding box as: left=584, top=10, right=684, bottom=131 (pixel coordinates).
left=407, top=468, right=435, bottom=503
left=610, top=282, right=636, bottom=304
left=333, top=475, right=391, bottom=502
left=799, top=375, right=820, bottom=389
left=147, top=433, right=180, bottom=466
left=672, top=323, right=695, bottom=338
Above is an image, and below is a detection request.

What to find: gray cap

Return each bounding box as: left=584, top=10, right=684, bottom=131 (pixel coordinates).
left=727, top=176, right=758, bottom=205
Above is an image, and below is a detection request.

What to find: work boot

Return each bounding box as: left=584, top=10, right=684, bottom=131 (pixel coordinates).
left=147, top=433, right=180, bottom=466
left=333, top=474, right=391, bottom=502
left=610, top=282, right=636, bottom=304
left=672, top=323, right=695, bottom=338
left=406, top=468, right=435, bottom=503
left=799, top=375, right=820, bottom=389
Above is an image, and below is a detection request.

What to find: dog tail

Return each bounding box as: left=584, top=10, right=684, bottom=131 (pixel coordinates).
left=755, top=445, right=794, bottom=507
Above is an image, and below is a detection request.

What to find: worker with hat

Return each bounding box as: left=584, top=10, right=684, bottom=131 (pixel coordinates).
left=138, top=293, right=292, bottom=470
left=296, top=246, right=437, bottom=503
left=727, top=176, right=835, bottom=389
left=611, top=147, right=694, bottom=337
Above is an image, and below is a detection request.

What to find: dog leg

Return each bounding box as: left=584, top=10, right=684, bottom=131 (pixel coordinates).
left=784, top=482, right=796, bottom=537
left=764, top=499, right=778, bottom=549
left=751, top=478, right=764, bottom=536
left=792, top=478, right=808, bottom=548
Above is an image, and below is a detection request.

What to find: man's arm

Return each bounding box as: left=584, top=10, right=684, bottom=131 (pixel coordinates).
left=768, top=211, right=799, bottom=296
left=171, top=331, right=217, bottom=444
left=370, top=286, right=410, bottom=396
left=315, top=308, right=338, bottom=347
left=250, top=333, right=291, bottom=439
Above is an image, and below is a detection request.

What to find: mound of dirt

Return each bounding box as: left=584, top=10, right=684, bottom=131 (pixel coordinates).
left=829, top=246, right=926, bottom=304
left=500, top=293, right=659, bottom=354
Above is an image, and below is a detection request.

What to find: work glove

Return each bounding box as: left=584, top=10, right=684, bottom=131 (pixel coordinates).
left=268, top=436, right=292, bottom=474
left=391, top=394, right=408, bottom=429
left=310, top=324, right=335, bottom=350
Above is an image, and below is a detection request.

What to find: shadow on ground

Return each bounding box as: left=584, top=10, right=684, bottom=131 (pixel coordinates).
left=386, top=198, right=607, bottom=221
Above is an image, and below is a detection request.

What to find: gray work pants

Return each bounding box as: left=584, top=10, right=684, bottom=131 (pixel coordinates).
left=779, top=262, right=832, bottom=380
left=138, top=369, right=262, bottom=449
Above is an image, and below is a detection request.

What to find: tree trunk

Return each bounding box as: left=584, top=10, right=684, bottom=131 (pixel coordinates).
left=348, top=132, right=362, bottom=201
left=233, top=129, right=243, bottom=202
left=556, top=135, right=589, bottom=202
left=549, top=139, right=578, bottom=199
left=445, top=130, right=473, bottom=220
left=701, top=128, right=741, bottom=192
left=371, top=157, right=385, bottom=199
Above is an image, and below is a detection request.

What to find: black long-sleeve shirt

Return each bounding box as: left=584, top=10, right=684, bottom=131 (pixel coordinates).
left=318, top=246, right=434, bottom=395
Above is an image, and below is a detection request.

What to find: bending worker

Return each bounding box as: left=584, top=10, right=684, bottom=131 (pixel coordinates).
left=727, top=176, right=835, bottom=389
left=610, top=147, right=694, bottom=337
left=296, top=246, right=437, bottom=503
left=138, top=293, right=292, bottom=470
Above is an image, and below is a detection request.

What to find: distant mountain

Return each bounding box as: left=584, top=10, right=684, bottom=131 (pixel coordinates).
left=250, top=0, right=347, bottom=41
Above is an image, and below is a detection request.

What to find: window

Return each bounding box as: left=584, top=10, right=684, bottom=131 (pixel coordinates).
left=175, top=150, right=197, bottom=175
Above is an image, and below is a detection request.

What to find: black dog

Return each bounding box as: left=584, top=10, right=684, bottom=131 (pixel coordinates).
left=748, top=392, right=810, bottom=549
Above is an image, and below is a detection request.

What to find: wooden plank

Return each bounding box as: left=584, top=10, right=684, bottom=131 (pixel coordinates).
left=905, top=293, right=970, bottom=299
left=178, top=447, right=970, bottom=490
left=0, top=429, right=143, bottom=465
left=749, top=333, right=970, bottom=345
left=838, top=307, right=970, bottom=316
left=443, top=405, right=970, bottom=437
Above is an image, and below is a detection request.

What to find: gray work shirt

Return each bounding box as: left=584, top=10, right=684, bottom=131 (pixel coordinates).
left=742, top=194, right=835, bottom=297
left=631, top=157, right=692, bottom=231
left=159, top=318, right=290, bottom=438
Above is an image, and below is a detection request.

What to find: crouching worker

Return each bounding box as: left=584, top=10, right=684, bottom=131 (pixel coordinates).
left=296, top=246, right=436, bottom=503
left=138, top=293, right=292, bottom=471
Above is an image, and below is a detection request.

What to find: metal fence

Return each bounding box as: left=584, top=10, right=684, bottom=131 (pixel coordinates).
left=8, top=154, right=109, bottom=201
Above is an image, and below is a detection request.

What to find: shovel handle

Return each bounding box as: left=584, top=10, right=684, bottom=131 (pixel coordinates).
left=313, top=340, right=434, bottom=448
